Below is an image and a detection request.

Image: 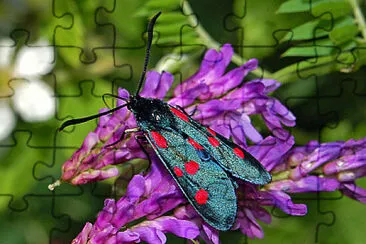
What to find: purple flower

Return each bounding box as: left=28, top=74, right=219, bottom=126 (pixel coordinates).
left=57, top=44, right=366, bottom=243
left=278, top=138, right=366, bottom=198
left=72, top=157, right=200, bottom=244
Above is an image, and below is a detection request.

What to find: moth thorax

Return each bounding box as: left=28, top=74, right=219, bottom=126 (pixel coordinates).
left=130, top=97, right=175, bottom=127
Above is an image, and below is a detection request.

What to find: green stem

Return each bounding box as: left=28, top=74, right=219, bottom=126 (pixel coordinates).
left=348, top=0, right=366, bottom=40
left=182, top=1, right=272, bottom=78
left=272, top=53, right=355, bottom=83
left=271, top=171, right=291, bottom=182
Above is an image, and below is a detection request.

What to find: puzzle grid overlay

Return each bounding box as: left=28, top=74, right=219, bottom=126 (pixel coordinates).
left=1, top=0, right=366, bottom=243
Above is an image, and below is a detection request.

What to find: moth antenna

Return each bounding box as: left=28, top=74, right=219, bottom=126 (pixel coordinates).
left=102, top=93, right=128, bottom=108
left=135, top=11, right=162, bottom=96
left=59, top=103, right=128, bottom=131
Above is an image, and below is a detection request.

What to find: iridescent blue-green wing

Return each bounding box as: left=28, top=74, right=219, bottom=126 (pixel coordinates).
left=170, top=106, right=271, bottom=185
left=144, top=128, right=237, bottom=231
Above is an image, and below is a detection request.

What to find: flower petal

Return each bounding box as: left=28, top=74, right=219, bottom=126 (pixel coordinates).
left=140, top=71, right=174, bottom=99
left=268, top=176, right=340, bottom=193
left=261, top=191, right=307, bottom=216
left=116, top=229, right=140, bottom=243
left=236, top=208, right=264, bottom=239
left=291, top=142, right=343, bottom=180
left=146, top=216, right=200, bottom=239
left=248, top=136, right=294, bottom=171
left=174, top=44, right=233, bottom=97
left=72, top=222, right=93, bottom=244
left=340, top=183, right=366, bottom=203
left=207, top=59, right=258, bottom=99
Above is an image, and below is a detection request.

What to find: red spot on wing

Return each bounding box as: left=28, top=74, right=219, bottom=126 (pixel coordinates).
left=170, top=107, right=189, bottom=122
left=233, top=147, right=245, bottom=159
left=185, top=160, right=200, bottom=175
left=207, top=127, right=216, bottom=136
left=174, top=166, right=183, bottom=177
left=208, top=137, right=220, bottom=147
left=151, top=131, right=168, bottom=148
left=188, top=138, right=204, bottom=150
left=195, top=189, right=209, bottom=205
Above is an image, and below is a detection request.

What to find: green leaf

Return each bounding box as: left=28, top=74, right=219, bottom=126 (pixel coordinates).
left=282, top=39, right=337, bottom=57
left=135, top=0, right=181, bottom=16
left=158, top=12, right=187, bottom=23
left=312, top=0, right=352, bottom=19
left=277, top=0, right=310, bottom=13
left=156, top=21, right=187, bottom=34
left=144, top=0, right=181, bottom=10
left=158, top=31, right=198, bottom=45
left=273, top=54, right=351, bottom=83
left=341, top=40, right=357, bottom=51
left=137, top=1, right=205, bottom=57
left=329, top=16, right=359, bottom=45
left=236, top=0, right=310, bottom=59
left=281, top=19, right=330, bottom=42
left=282, top=45, right=335, bottom=57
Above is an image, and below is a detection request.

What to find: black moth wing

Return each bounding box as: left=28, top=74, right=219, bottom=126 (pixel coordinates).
left=143, top=127, right=237, bottom=231
left=171, top=106, right=272, bottom=185
left=131, top=99, right=238, bottom=231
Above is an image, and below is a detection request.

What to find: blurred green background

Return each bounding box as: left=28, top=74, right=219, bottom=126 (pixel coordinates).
left=0, top=0, right=366, bottom=243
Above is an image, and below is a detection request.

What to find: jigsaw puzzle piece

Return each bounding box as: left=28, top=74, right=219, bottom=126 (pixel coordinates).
left=96, top=0, right=168, bottom=75
left=0, top=131, right=57, bottom=211
left=224, top=0, right=311, bottom=60
left=0, top=193, right=71, bottom=243
left=52, top=0, right=116, bottom=65
left=55, top=79, right=116, bottom=148
left=317, top=78, right=366, bottom=141
left=321, top=193, right=366, bottom=242
left=0, top=128, right=106, bottom=242
left=51, top=0, right=141, bottom=78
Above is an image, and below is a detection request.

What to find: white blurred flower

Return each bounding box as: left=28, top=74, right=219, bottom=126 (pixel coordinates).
left=0, top=101, right=16, bottom=140
left=0, top=38, right=55, bottom=140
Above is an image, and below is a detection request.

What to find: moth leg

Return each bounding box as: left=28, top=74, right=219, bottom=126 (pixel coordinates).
left=134, top=134, right=153, bottom=174
left=105, top=127, right=140, bottom=148
left=176, top=105, right=198, bottom=117
left=134, top=134, right=148, bottom=143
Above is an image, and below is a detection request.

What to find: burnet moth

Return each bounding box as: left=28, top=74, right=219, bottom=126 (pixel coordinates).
left=59, top=12, right=271, bottom=231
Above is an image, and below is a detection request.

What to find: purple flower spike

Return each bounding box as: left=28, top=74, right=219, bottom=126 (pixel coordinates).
left=61, top=44, right=366, bottom=243
left=267, top=138, right=366, bottom=206
left=290, top=141, right=343, bottom=180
